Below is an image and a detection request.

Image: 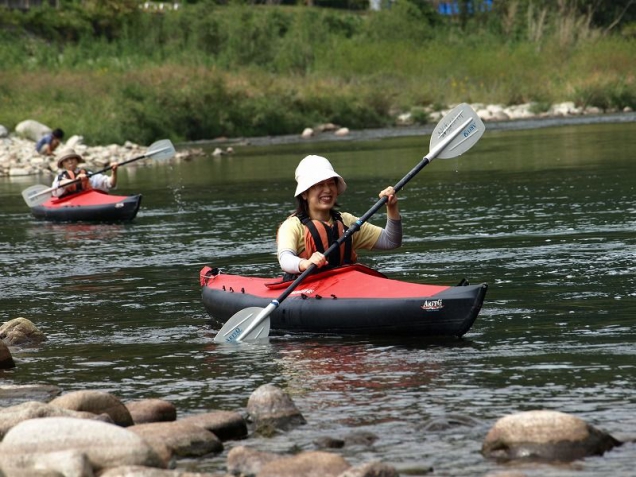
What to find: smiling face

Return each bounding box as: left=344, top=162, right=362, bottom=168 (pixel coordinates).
left=302, top=178, right=339, bottom=221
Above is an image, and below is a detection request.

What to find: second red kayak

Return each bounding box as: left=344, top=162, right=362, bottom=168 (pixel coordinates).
left=30, top=189, right=142, bottom=223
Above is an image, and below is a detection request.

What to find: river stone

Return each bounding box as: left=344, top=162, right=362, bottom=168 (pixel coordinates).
left=0, top=448, right=92, bottom=476
left=0, top=317, right=47, bottom=346
left=246, top=383, right=306, bottom=430
left=126, top=398, right=177, bottom=424
left=482, top=410, right=621, bottom=462
left=49, top=390, right=134, bottom=427
left=0, top=401, right=110, bottom=439
left=338, top=461, right=400, bottom=477
left=226, top=445, right=281, bottom=476
left=258, top=450, right=350, bottom=477
left=179, top=410, right=248, bottom=441
left=99, top=466, right=223, bottom=476
left=128, top=421, right=223, bottom=457
left=0, top=417, right=166, bottom=471
left=15, top=119, right=50, bottom=141
left=0, top=340, right=15, bottom=369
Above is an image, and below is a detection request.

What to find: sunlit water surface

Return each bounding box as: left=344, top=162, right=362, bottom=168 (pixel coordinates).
left=1, top=120, right=635, bottom=476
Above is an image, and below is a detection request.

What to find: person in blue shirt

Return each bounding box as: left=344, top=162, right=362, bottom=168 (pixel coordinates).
left=35, top=128, right=64, bottom=156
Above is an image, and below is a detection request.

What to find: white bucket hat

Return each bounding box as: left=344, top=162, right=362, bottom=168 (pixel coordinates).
left=294, top=155, right=347, bottom=197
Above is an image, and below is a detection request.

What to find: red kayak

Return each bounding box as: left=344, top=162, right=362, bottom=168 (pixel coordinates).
left=30, top=189, right=142, bottom=223
left=200, top=264, right=487, bottom=338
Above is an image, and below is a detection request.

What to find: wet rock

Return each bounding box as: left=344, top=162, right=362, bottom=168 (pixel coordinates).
left=314, top=436, right=345, bottom=449
left=179, top=410, right=248, bottom=441
left=246, top=384, right=306, bottom=431
left=0, top=448, right=93, bottom=477
left=342, top=430, right=379, bottom=447
left=482, top=410, right=621, bottom=462
left=0, top=401, right=112, bottom=439
left=126, top=398, right=177, bottom=424
left=226, top=445, right=281, bottom=476
left=0, top=417, right=166, bottom=471
left=100, top=466, right=224, bottom=476
left=338, top=461, right=400, bottom=477
left=0, top=340, right=15, bottom=369
left=257, top=450, right=350, bottom=477
left=128, top=421, right=223, bottom=457
left=0, top=317, right=47, bottom=346
left=49, top=390, right=134, bottom=427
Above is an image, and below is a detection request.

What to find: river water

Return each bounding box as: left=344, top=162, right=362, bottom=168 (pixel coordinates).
left=1, top=118, right=635, bottom=476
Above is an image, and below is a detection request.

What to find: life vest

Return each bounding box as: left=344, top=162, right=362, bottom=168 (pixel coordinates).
left=297, top=211, right=357, bottom=269
left=58, top=169, right=91, bottom=197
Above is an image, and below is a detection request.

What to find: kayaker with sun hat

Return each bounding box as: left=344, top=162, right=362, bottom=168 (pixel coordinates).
left=277, top=154, right=402, bottom=277
left=51, top=147, right=119, bottom=198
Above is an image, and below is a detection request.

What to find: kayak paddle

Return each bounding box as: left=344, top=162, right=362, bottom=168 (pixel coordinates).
left=21, top=139, right=176, bottom=208
left=214, top=103, right=486, bottom=344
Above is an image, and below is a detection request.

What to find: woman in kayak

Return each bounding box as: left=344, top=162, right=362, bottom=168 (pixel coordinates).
left=51, top=148, right=118, bottom=198
left=277, top=154, right=402, bottom=277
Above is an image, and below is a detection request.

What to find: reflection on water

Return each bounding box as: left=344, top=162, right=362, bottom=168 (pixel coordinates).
left=1, top=121, right=636, bottom=476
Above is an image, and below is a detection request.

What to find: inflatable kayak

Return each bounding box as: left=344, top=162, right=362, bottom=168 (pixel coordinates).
left=200, top=264, right=487, bottom=338
left=30, top=189, right=142, bottom=223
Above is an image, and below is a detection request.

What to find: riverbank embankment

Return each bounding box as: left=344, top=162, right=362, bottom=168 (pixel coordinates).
left=2, top=102, right=634, bottom=178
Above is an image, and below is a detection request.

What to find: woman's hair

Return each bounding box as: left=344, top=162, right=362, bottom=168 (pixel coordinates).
left=52, top=128, right=64, bottom=139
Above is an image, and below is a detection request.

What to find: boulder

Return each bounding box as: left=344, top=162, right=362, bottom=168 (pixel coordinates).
left=179, top=410, right=247, bottom=441
left=15, top=120, right=51, bottom=142
left=0, top=317, right=47, bottom=346
left=0, top=417, right=166, bottom=472
left=482, top=410, right=621, bottom=462
left=246, top=383, right=306, bottom=431
left=126, top=399, right=177, bottom=424
left=49, top=390, right=134, bottom=427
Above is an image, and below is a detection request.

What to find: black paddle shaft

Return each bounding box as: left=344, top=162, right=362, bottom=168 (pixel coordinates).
left=275, top=156, right=432, bottom=304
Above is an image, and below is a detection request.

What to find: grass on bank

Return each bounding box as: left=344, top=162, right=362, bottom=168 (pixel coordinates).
left=0, top=2, right=634, bottom=145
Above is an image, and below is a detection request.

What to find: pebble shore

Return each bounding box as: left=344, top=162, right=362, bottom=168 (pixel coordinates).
left=1, top=102, right=633, bottom=178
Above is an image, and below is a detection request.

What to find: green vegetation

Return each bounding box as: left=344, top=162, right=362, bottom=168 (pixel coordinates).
left=0, top=0, right=634, bottom=145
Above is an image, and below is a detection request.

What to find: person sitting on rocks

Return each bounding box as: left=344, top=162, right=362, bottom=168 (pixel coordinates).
left=52, top=148, right=118, bottom=198
left=35, top=128, right=64, bottom=156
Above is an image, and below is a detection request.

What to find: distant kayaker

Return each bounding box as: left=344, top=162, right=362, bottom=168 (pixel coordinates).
left=277, top=154, right=402, bottom=277
left=51, top=148, right=118, bottom=198
left=35, top=128, right=64, bottom=156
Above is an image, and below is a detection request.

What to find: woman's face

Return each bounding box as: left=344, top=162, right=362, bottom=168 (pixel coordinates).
left=303, top=178, right=338, bottom=216
left=62, top=157, right=79, bottom=170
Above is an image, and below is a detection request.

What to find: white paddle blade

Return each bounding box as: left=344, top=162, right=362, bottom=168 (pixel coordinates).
left=22, top=184, right=53, bottom=207
left=214, top=307, right=271, bottom=344
left=146, top=139, right=176, bottom=162
left=430, top=103, right=485, bottom=159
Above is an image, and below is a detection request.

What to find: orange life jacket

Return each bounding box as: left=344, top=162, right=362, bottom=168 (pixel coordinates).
left=58, top=169, right=91, bottom=197
left=297, top=211, right=357, bottom=269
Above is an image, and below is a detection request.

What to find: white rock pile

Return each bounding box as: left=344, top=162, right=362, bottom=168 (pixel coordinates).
left=0, top=119, right=198, bottom=178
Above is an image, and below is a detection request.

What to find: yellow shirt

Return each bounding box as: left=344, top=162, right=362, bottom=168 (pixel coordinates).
left=277, top=212, right=383, bottom=257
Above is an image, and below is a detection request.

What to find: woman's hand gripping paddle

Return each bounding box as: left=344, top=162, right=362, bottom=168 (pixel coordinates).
left=21, top=139, right=176, bottom=208
left=214, top=103, right=486, bottom=344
